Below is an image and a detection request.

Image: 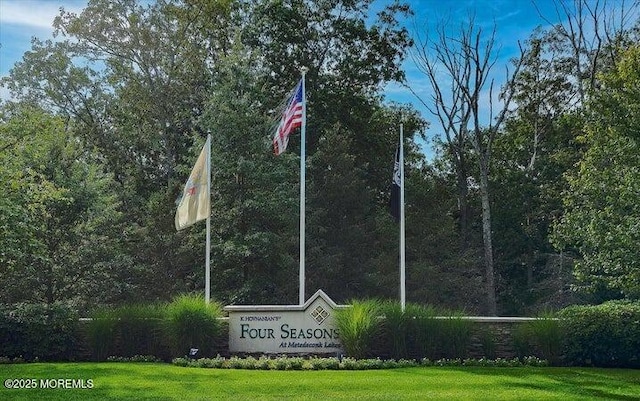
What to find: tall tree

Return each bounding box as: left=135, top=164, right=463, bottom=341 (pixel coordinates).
left=535, top=0, right=637, bottom=106
left=1, top=0, right=424, bottom=307
left=490, top=30, right=583, bottom=313
left=2, top=0, right=236, bottom=302
left=411, top=16, right=523, bottom=315
left=553, top=45, right=640, bottom=301
left=194, top=40, right=300, bottom=304
left=490, top=1, right=640, bottom=311
left=411, top=20, right=474, bottom=246
left=0, top=105, right=127, bottom=311
left=238, top=0, right=419, bottom=302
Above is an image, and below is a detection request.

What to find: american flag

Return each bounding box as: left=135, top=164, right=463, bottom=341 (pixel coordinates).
left=273, top=80, right=304, bottom=155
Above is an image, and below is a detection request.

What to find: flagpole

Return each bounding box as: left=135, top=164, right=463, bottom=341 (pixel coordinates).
left=299, top=67, right=308, bottom=306
left=399, top=124, right=406, bottom=311
left=205, top=134, right=212, bottom=304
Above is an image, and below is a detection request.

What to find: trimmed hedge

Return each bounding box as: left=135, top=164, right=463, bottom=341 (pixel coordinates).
left=0, top=303, right=79, bottom=361
left=559, top=300, right=640, bottom=368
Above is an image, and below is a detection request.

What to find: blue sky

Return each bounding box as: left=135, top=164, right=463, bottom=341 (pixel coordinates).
left=0, top=0, right=561, bottom=151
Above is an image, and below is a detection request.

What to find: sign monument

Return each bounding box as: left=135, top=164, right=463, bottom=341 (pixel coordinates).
left=225, top=290, right=346, bottom=354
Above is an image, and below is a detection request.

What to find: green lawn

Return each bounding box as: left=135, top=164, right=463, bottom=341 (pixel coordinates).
left=1, top=363, right=639, bottom=400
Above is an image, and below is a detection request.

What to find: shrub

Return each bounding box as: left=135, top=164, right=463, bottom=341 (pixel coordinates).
left=512, top=322, right=532, bottom=360
left=0, top=303, right=79, bottom=361
left=165, top=294, right=223, bottom=358
left=85, top=308, right=118, bottom=361
left=527, top=312, right=563, bottom=365
left=105, top=355, right=163, bottom=363
left=171, top=355, right=549, bottom=370
left=333, top=299, right=382, bottom=359
left=476, top=326, right=497, bottom=360
left=559, top=300, right=640, bottom=368
left=86, top=304, right=169, bottom=361
left=406, top=303, right=441, bottom=359
left=255, top=355, right=274, bottom=370
left=354, top=301, right=471, bottom=360
left=380, top=301, right=408, bottom=359
left=438, top=312, right=473, bottom=359
left=511, top=312, right=563, bottom=365
left=114, top=304, right=167, bottom=359
left=307, top=356, right=340, bottom=370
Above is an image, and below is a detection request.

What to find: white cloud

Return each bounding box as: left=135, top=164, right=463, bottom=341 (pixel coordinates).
left=0, top=0, right=85, bottom=30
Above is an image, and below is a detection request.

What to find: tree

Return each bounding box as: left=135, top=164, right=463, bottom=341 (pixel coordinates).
left=0, top=105, right=127, bottom=311
left=552, top=45, right=640, bottom=301
left=411, top=19, right=474, bottom=246
left=2, top=0, right=236, bottom=302
left=1, top=0, right=425, bottom=307
left=238, top=0, right=421, bottom=302
left=490, top=30, right=584, bottom=313
left=489, top=1, right=640, bottom=311
left=193, top=40, right=301, bottom=304
left=411, top=16, right=524, bottom=315
left=534, top=0, right=638, bottom=106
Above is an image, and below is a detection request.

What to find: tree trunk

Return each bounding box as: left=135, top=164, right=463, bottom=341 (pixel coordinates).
left=455, top=151, right=470, bottom=247
left=478, top=160, right=497, bottom=316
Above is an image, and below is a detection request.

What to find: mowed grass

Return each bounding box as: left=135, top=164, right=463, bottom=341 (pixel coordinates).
left=1, top=362, right=639, bottom=400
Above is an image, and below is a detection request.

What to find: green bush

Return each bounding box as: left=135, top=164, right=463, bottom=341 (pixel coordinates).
left=114, top=304, right=167, bottom=358
left=171, top=355, right=549, bottom=370
left=438, top=312, right=473, bottom=359
left=85, top=297, right=223, bottom=361
left=406, top=303, right=441, bottom=359
left=351, top=301, right=471, bottom=360
left=559, top=300, right=640, bottom=368
left=333, top=299, right=382, bottom=359
left=0, top=304, right=21, bottom=358
left=512, top=322, right=533, bottom=360
left=511, top=312, right=563, bottom=365
left=380, top=301, right=409, bottom=359
left=86, top=304, right=169, bottom=361
left=0, top=303, right=79, bottom=361
left=404, top=305, right=471, bottom=360
left=477, top=327, right=497, bottom=360
left=528, top=312, right=563, bottom=365
left=165, top=294, right=223, bottom=358
left=85, top=308, right=118, bottom=361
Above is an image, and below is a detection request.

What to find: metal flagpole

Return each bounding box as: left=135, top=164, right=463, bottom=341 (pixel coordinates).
left=399, top=124, right=406, bottom=311
left=299, top=67, right=308, bottom=305
left=205, top=134, right=212, bottom=304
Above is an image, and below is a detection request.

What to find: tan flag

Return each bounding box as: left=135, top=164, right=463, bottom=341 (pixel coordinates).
left=175, top=137, right=210, bottom=231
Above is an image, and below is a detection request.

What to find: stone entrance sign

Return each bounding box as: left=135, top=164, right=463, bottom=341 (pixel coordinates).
left=224, top=290, right=345, bottom=354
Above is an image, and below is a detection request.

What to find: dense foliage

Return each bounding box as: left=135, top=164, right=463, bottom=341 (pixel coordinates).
left=559, top=301, right=640, bottom=368
left=1, top=0, right=640, bottom=315
left=0, top=303, right=79, bottom=361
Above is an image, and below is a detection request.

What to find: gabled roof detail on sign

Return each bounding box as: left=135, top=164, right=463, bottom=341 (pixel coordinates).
left=303, top=289, right=339, bottom=310
left=223, top=289, right=346, bottom=312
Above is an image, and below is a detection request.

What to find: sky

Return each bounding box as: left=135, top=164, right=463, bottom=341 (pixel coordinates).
left=0, top=0, right=562, bottom=152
